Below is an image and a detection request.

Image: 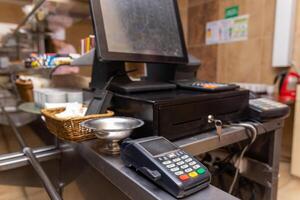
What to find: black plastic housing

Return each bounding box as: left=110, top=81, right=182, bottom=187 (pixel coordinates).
left=112, top=89, right=249, bottom=140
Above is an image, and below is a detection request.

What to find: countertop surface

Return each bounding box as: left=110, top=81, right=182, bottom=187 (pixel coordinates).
left=74, top=119, right=284, bottom=200
left=77, top=140, right=238, bottom=200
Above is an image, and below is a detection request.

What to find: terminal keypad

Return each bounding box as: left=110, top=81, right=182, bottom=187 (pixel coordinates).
left=157, top=151, right=207, bottom=182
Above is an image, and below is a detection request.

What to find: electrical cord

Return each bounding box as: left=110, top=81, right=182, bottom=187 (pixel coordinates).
left=223, top=123, right=258, bottom=194
left=208, top=117, right=268, bottom=195
left=250, top=119, right=269, bottom=133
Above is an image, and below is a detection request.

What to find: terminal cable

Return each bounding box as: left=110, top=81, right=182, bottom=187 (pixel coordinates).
left=208, top=116, right=259, bottom=194
left=224, top=123, right=258, bottom=194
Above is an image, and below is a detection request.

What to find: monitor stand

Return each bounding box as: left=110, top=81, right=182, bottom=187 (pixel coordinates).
left=108, top=62, right=177, bottom=94
left=108, top=80, right=176, bottom=94
left=90, top=54, right=177, bottom=94
left=86, top=51, right=177, bottom=114
left=86, top=52, right=126, bottom=115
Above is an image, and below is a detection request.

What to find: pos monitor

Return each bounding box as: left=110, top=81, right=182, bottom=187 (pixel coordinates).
left=89, top=0, right=188, bottom=64
left=87, top=0, right=189, bottom=114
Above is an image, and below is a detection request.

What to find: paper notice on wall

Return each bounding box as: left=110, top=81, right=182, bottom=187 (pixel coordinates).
left=206, top=15, right=249, bottom=45
left=206, top=21, right=220, bottom=45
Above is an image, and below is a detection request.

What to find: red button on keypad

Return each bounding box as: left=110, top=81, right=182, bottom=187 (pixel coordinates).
left=179, top=174, right=189, bottom=181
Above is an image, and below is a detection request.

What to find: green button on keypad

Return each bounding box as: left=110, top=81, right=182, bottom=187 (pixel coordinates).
left=197, top=168, right=206, bottom=175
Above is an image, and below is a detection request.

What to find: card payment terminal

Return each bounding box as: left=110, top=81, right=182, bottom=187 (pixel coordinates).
left=249, top=98, right=290, bottom=121
left=121, top=137, right=211, bottom=198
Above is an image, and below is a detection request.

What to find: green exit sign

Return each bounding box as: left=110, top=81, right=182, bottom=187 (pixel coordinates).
left=225, top=6, right=239, bottom=18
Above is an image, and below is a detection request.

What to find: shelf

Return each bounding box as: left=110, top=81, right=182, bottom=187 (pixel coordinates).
left=0, top=67, right=52, bottom=75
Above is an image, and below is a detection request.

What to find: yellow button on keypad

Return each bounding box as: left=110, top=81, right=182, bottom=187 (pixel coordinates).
left=188, top=172, right=198, bottom=178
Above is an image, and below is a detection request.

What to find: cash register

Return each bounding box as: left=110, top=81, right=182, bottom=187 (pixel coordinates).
left=85, top=1, right=290, bottom=199
left=87, top=0, right=249, bottom=141
left=83, top=0, right=297, bottom=199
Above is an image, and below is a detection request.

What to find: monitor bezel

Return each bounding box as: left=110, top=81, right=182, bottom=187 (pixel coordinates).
left=89, top=0, right=188, bottom=64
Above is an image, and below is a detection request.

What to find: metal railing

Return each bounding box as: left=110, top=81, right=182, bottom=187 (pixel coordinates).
left=13, top=0, right=47, bottom=35
left=0, top=103, right=62, bottom=200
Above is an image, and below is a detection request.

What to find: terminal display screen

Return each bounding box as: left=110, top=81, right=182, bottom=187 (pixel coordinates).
left=90, top=0, right=188, bottom=63
left=140, top=138, right=178, bottom=156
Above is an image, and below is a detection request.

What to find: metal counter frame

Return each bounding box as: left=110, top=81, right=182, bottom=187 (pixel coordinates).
left=0, top=103, right=62, bottom=200
left=0, top=95, right=284, bottom=200
left=174, top=119, right=284, bottom=200
left=75, top=118, right=284, bottom=200
left=76, top=140, right=238, bottom=200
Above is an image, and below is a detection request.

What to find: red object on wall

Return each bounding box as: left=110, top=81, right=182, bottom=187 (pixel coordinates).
left=279, top=72, right=300, bottom=102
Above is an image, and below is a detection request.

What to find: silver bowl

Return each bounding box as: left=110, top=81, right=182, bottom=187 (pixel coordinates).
left=80, top=117, right=144, bottom=155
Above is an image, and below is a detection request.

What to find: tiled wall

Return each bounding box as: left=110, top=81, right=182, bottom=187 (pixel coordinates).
left=186, top=0, right=286, bottom=84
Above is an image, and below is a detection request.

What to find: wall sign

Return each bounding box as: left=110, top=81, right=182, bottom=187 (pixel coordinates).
left=225, top=6, right=239, bottom=19
left=206, top=15, right=249, bottom=45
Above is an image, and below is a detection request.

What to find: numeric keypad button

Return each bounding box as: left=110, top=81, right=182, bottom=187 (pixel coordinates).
left=193, top=164, right=201, bottom=170
left=189, top=161, right=197, bottom=166
left=166, top=164, right=176, bottom=168
left=172, top=158, right=181, bottom=162
left=181, top=164, right=189, bottom=169
left=184, top=168, right=193, bottom=173
left=181, top=155, right=189, bottom=160
left=170, top=167, right=180, bottom=172
left=175, top=171, right=184, bottom=176
left=168, top=153, right=176, bottom=158
left=162, top=161, right=171, bottom=165
left=176, top=161, right=184, bottom=166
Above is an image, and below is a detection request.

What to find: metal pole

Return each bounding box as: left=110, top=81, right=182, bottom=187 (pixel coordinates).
left=24, top=147, right=61, bottom=200
left=14, top=0, right=47, bottom=35
left=0, top=106, right=26, bottom=148
left=0, top=104, right=62, bottom=200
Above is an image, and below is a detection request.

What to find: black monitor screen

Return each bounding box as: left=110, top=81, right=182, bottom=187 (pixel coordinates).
left=140, top=138, right=178, bottom=156
left=90, top=0, right=188, bottom=63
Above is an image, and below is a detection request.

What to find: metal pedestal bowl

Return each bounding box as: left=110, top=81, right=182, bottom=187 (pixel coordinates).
left=80, top=117, right=144, bottom=155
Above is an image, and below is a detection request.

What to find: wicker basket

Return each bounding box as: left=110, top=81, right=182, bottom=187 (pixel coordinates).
left=41, top=108, right=114, bottom=142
